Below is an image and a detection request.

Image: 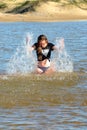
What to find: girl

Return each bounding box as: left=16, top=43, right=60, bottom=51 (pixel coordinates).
left=27, top=34, right=64, bottom=74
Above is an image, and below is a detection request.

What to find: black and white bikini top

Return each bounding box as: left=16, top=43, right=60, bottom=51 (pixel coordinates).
left=32, top=42, right=55, bottom=61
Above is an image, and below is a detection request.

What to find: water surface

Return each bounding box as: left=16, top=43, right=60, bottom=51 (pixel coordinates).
left=0, top=21, right=87, bottom=130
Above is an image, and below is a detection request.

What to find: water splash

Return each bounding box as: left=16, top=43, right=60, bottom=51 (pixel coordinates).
left=7, top=33, right=36, bottom=74
left=52, top=37, right=73, bottom=72
left=7, top=34, right=73, bottom=74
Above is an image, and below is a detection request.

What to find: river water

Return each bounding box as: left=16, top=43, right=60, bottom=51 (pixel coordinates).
left=0, top=21, right=87, bottom=130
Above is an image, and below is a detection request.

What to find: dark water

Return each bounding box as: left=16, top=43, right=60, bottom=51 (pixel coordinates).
left=0, top=21, right=87, bottom=130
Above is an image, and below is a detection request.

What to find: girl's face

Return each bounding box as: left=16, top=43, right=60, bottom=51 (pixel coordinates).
left=40, top=40, right=47, bottom=48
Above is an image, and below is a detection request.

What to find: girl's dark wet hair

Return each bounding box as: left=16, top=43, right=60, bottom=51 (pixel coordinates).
left=37, top=35, right=48, bottom=45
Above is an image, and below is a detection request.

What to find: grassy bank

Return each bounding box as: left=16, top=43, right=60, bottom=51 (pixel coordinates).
left=0, top=0, right=87, bottom=22
left=0, top=0, right=87, bottom=14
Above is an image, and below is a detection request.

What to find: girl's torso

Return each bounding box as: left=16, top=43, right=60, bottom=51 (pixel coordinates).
left=33, top=42, right=54, bottom=62
left=38, top=59, right=50, bottom=67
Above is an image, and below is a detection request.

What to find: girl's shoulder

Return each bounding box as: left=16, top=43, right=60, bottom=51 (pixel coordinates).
left=48, top=42, right=55, bottom=47
left=32, top=42, right=38, bottom=47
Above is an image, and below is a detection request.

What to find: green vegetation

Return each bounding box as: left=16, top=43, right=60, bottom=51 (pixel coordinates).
left=70, top=0, right=87, bottom=10
left=7, top=1, right=40, bottom=13
left=1, top=0, right=87, bottom=14
left=0, top=2, right=7, bottom=9
left=50, top=0, right=60, bottom=2
left=51, top=0, right=87, bottom=10
left=6, top=0, right=48, bottom=14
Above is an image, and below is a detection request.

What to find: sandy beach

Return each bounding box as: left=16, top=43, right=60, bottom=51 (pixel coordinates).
left=0, top=1, right=87, bottom=22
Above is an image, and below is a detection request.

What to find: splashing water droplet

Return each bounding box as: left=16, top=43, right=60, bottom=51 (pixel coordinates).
left=52, top=37, right=73, bottom=72
left=7, top=35, right=73, bottom=75
left=7, top=33, right=36, bottom=74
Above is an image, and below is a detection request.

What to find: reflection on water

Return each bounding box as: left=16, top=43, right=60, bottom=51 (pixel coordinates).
left=0, top=106, right=87, bottom=130
left=0, top=21, right=87, bottom=129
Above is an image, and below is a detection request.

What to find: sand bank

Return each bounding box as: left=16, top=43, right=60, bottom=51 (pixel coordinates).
left=0, top=1, right=87, bottom=22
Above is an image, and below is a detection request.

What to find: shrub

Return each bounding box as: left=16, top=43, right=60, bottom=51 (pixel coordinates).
left=0, top=3, right=7, bottom=9
left=6, top=1, right=40, bottom=13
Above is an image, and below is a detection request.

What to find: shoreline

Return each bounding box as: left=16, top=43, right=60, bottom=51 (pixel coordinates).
left=0, top=13, right=87, bottom=22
